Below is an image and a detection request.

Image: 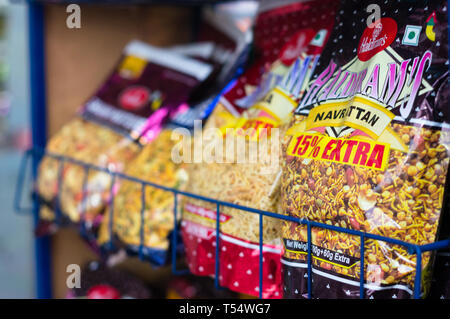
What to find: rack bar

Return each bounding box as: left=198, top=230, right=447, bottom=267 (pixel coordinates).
left=215, top=203, right=221, bottom=289
left=17, top=147, right=450, bottom=299
left=413, top=246, right=422, bottom=299
left=418, top=239, right=450, bottom=252
left=139, top=183, right=146, bottom=260
left=107, top=175, right=116, bottom=251
left=21, top=148, right=425, bottom=252
left=359, top=235, right=365, bottom=299
left=259, top=213, right=263, bottom=299
left=79, top=165, right=90, bottom=238
left=307, top=222, right=312, bottom=299
left=28, top=1, right=52, bottom=299
left=171, top=194, right=178, bottom=274
left=171, top=194, right=190, bottom=275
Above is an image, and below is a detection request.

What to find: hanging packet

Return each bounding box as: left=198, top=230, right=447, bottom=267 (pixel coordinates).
left=36, top=40, right=213, bottom=232
left=219, top=0, right=338, bottom=116
left=281, top=0, right=450, bottom=299
left=181, top=0, right=338, bottom=298
left=97, top=97, right=220, bottom=266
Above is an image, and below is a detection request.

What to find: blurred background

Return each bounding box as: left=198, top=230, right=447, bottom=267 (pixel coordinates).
left=0, top=0, right=260, bottom=299
left=0, top=1, right=34, bottom=298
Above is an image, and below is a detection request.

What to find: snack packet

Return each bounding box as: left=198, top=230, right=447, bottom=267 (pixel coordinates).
left=97, top=95, right=223, bottom=265
left=96, top=124, right=188, bottom=265
left=181, top=0, right=338, bottom=298
left=170, top=7, right=250, bottom=108
left=281, top=0, right=450, bottom=299
left=95, top=20, right=246, bottom=262
left=201, top=0, right=339, bottom=145
left=429, top=186, right=450, bottom=299
left=37, top=119, right=140, bottom=225
left=220, top=0, right=338, bottom=116
left=36, top=40, right=213, bottom=231
left=197, top=6, right=252, bottom=86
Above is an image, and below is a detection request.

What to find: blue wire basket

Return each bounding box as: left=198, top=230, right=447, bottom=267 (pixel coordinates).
left=14, top=146, right=450, bottom=299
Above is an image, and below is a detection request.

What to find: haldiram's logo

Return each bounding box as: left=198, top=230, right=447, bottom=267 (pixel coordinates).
left=357, top=18, right=397, bottom=62
left=359, top=23, right=387, bottom=54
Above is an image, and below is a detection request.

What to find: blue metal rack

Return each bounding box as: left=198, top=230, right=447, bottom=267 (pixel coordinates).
left=22, top=0, right=450, bottom=300
left=23, top=0, right=247, bottom=299
left=27, top=1, right=52, bottom=299
left=15, top=146, right=450, bottom=299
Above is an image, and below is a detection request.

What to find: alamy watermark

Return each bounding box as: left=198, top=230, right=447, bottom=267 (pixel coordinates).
left=170, top=120, right=282, bottom=175
left=66, top=4, right=81, bottom=29
left=66, top=264, right=81, bottom=289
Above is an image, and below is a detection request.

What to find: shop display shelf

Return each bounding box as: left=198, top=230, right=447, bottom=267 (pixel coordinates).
left=19, top=0, right=450, bottom=301
left=14, top=146, right=450, bottom=299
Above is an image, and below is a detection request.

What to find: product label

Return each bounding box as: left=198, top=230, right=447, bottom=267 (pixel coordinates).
left=254, top=87, right=298, bottom=123
left=304, top=96, right=395, bottom=139
left=283, top=239, right=359, bottom=270
left=357, top=18, right=397, bottom=62
left=220, top=87, right=297, bottom=141
left=228, top=87, right=297, bottom=140
left=286, top=133, right=390, bottom=171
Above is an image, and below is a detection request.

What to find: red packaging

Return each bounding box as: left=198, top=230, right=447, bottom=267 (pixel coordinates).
left=220, top=0, right=339, bottom=116
left=181, top=0, right=339, bottom=299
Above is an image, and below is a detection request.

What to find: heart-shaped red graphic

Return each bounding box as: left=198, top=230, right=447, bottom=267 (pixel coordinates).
left=279, top=29, right=316, bottom=66
left=358, top=18, right=397, bottom=62
left=119, top=86, right=150, bottom=111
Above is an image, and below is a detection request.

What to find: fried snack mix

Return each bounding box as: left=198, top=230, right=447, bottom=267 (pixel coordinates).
left=37, top=118, right=139, bottom=224
left=36, top=41, right=213, bottom=232
left=181, top=0, right=338, bottom=298
left=97, top=129, right=188, bottom=265
left=281, top=0, right=450, bottom=299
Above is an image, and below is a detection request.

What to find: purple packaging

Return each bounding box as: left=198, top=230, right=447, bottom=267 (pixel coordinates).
left=81, top=40, right=213, bottom=144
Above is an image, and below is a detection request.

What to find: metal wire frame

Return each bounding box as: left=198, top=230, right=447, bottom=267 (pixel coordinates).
left=15, top=147, right=450, bottom=299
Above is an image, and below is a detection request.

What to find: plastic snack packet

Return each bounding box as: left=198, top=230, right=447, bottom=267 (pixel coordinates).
left=96, top=123, right=188, bottom=265
left=36, top=40, right=213, bottom=231
left=197, top=6, right=252, bottom=86
left=37, top=119, right=140, bottom=226
left=171, top=6, right=249, bottom=85
left=281, top=0, right=450, bottom=299
left=97, top=96, right=223, bottom=265
left=219, top=0, right=338, bottom=116
left=95, top=18, right=247, bottom=262
left=201, top=0, right=339, bottom=143
left=181, top=0, right=338, bottom=298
